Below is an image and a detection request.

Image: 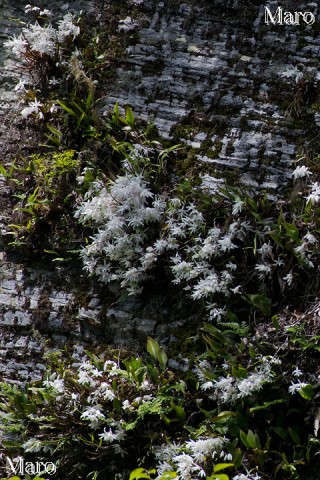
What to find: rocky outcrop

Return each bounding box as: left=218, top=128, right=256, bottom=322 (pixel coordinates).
left=101, top=0, right=320, bottom=195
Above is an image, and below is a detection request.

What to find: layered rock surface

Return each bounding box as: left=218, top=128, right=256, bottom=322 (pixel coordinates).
left=102, top=0, right=320, bottom=194
left=0, top=0, right=320, bottom=379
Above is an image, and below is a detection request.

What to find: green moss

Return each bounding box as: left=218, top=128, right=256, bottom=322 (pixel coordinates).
left=32, top=150, right=78, bottom=181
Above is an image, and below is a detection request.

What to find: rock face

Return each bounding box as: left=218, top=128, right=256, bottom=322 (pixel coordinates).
left=102, top=0, right=320, bottom=195
left=0, top=0, right=320, bottom=379
left=0, top=250, right=176, bottom=381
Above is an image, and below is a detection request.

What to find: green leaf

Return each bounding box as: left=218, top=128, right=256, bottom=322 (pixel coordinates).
left=71, top=99, right=86, bottom=115
left=58, top=100, right=77, bottom=117
left=231, top=365, right=247, bottom=379
left=125, top=106, right=135, bottom=126
left=247, top=429, right=258, bottom=448
left=282, top=219, right=301, bottom=244
left=213, top=463, right=234, bottom=473
left=86, top=91, right=94, bottom=110
left=47, top=124, right=63, bottom=137
left=129, top=468, right=152, bottom=480
left=171, top=403, right=186, bottom=420
left=0, top=164, right=7, bottom=176
left=289, top=427, right=300, bottom=445
left=159, top=472, right=177, bottom=479
left=157, top=346, right=168, bottom=370
left=233, top=448, right=243, bottom=469
left=240, top=430, right=250, bottom=448
left=158, top=143, right=182, bottom=161
left=211, top=411, right=236, bottom=423
left=124, top=419, right=138, bottom=431
left=249, top=398, right=286, bottom=412
left=113, top=397, right=121, bottom=414
left=208, top=474, right=229, bottom=480
left=246, top=293, right=271, bottom=316
left=147, top=337, right=160, bottom=361
left=298, top=383, right=314, bottom=400
left=113, top=102, right=119, bottom=116
left=271, top=314, right=280, bottom=331
left=272, top=426, right=287, bottom=440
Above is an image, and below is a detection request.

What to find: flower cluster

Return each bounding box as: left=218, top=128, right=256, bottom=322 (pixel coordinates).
left=4, top=5, right=81, bottom=118
left=1, top=349, right=237, bottom=479
left=5, top=8, right=79, bottom=59
left=76, top=157, right=320, bottom=310
left=154, top=437, right=227, bottom=479
left=75, top=174, right=166, bottom=295
left=195, top=357, right=276, bottom=405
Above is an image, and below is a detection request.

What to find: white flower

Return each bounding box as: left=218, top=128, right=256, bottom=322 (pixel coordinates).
left=40, top=9, right=52, bottom=17
left=194, top=360, right=212, bottom=383
left=21, top=98, right=43, bottom=119
left=57, top=13, right=80, bottom=41
left=4, top=35, right=28, bottom=56
left=224, top=452, right=233, bottom=461
left=213, top=360, right=273, bottom=403
left=258, top=242, right=273, bottom=260
left=207, top=305, right=227, bottom=322
left=140, top=380, right=151, bottom=391
left=294, top=243, right=306, bottom=255
left=14, top=78, right=27, bottom=92
left=306, top=182, right=320, bottom=205
left=95, top=382, right=116, bottom=401
left=288, top=381, right=308, bottom=394
left=98, top=428, right=117, bottom=443
left=233, top=474, right=261, bottom=480
left=22, top=22, right=57, bottom=56
left=80, top=406, right=105, bottom=429
left=25, top=5, right=41, bottom=14
left=172, top=261, right=198, bottom=283
left=255, top=263, right=271, bottom=280
left=292, top=366, right=303, bottom=378
left=186, top=437, right=225, bottom=463
left=201, top=381, right=214, bottom=391
left=78, top=360, right=102, bottom=387
left=43, top=374, right=64, bottom=393
left=118, top=16, right=139, bottom=32
left=23, top=438, right=46, bottom=453
left=49, top=77, right=60, bottom=86
left=197, top=240, right=219, bottom=259
left=191, top=273, right=222, bottom=300
left=232, top=198, right=244, bottom=215
left=273, top=258, right=285, bottom=267
left=173, top=453, right=195, bottom=475
left=226, top=261, right=237, bottom=271
left=231, top=285, right=242, bottom=294
left=292, top=165, right=312, bottom=179
left=237, top=372, right=268, bottom=399
left=303, top=232, right=317, bottom=244
left=283, top=272, right=293, bottom=286
left=280, top=65, right=303, bottom=83
left=218, top=236, right=237, bottom=252
left=104, top=360, right=118, bottom=371
left=75, top=174, right=166, bottom=292
left=213, top=376, right=238, bottom=404
left=122, top=399, right=133, bottom=411
left=293, top=243, right=314, bottom=267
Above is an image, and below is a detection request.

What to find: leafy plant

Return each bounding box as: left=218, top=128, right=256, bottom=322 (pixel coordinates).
left=6, top=150, right=80, bottom=253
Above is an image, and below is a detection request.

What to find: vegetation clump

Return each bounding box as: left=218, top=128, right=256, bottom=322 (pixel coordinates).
left=2, top=2, right=320, bottom=480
